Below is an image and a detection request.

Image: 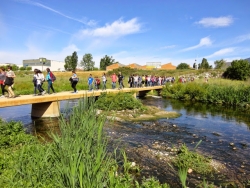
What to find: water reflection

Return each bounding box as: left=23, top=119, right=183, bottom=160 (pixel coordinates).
left=30, top=117, right=60, bottom=141
left=164, top=99, right=250, bottom=127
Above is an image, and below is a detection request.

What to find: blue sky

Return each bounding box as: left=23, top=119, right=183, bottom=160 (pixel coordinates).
left=1, top=0, right=250, bottom=67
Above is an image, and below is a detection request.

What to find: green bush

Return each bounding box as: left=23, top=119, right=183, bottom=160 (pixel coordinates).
left=94, top=92, right=146, bottom=111
left=223, top=59, right=250, bottom=80
left=0, top=120, right=35, bottom=148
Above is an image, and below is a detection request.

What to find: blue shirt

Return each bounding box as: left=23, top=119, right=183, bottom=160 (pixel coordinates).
left=88, top=77, right=94, bottom=84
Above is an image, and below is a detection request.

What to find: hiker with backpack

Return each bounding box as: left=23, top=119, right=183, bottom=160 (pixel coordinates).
left=95, top=76, right=101, bottom=90
left=46, top=68, right=56, bottom=94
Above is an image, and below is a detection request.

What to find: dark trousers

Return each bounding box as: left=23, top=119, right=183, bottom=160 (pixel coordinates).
left=1, top=84, right=8, bottom=95
left=71, top=82, right=77, bottom=92
left=47, top=81, right=55, bottom=93
left=37, top=84, right=44, bottom=93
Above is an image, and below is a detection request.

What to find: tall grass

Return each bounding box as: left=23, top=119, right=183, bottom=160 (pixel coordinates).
left=1, top=97, right=169, bottom=187
left=49, top=98, right=113, bottom=188
left=162, top=79, right=250, bottom=107
left=7, top=97, right=114, bottom=187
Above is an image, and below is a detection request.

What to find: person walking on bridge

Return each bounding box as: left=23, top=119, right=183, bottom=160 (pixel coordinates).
left=101, top=73, right=107, bottom=90
left=87, top=74, right=94, bottom=91
left=5, top=66, right=16, bottom=98
left=0, top=67, right=8, bottom=98
left=33, top=69, right=46, bottom=95
left=111, top=73, right=117, bottom=89
left=118, top=72, right=124, bottom=90
left=70, top=70, right=78, bottom=93
left=46, top=68, right=56, bottom=94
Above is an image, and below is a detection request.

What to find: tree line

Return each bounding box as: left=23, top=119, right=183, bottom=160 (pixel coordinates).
left=64, top=51, right=116, bottom=71
left=63, top=51, right=250, bottom=81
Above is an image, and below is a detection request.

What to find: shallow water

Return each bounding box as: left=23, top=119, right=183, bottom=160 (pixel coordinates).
left=0, top=97, right=250, bottom=187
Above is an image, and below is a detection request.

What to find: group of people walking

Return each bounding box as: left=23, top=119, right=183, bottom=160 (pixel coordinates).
left=0, top=66, right=16, bottom=98
left=128, top=74, right=175, bottom=88
left=32, top=68, right=56, bottom=96
left=0, top=68, right=171, bottom=98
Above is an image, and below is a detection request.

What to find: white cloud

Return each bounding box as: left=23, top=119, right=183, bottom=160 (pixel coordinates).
left=206, top=48, right=236, bottom=58
left=235, top=33, right=250, bottom=43
left=159, top=45, right=176, bottom=50
left=0, top=43, right=80, bottom=64
left=17, top=0, right=96, bottom=26
left=77, top=18, right=142, bottom=38
left=182, top=37, right=212, bottom=51
left=196, top=16, right=234, bottom=27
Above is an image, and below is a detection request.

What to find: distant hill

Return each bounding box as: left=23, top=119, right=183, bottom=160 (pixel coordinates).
left=245, top=58, right=250, bottom=63
left=225, top=57, right=250, bottom=67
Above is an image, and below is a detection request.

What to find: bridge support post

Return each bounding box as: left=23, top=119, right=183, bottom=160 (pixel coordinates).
left=138, top=90, right=150, bottom=97
left=31, top=101, right=60, bottom=118
left=133, top=93, right=137, bottom=98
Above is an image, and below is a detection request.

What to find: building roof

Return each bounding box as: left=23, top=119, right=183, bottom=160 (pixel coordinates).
left=126, top=63, right=142, bottom=69
left=160, top=63, right=176, bottom=70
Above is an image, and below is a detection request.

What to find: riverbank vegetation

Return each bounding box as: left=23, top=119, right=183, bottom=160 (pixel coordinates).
left=162, top=79, right=250, bottom=109
left=0, top=98, right=171, bottom=188
left=95, top=92, right=180, bottom=121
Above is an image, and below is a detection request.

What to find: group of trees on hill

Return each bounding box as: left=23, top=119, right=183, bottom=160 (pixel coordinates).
left=177, top=58, right=212, bottom=70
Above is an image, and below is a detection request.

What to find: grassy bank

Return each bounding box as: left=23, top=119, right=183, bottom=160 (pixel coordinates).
left=162, top=79, right=250, bottom=108
left=0, top=97, right=170, bottom=188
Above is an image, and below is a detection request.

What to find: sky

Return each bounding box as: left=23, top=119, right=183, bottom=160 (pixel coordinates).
left=0, top=0, right=250, bottom=68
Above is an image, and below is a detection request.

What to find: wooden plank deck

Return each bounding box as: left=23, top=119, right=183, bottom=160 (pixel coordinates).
left=0, top=86, right=163, bottom=108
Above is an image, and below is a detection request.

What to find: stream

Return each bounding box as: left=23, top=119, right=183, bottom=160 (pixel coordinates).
left=0, top=97, right=250, bottom=187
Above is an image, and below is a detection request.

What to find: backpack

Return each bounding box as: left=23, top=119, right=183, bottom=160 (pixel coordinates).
left=96, top=79, right=100, bottom=84
left=50, top=72, right=56, bottom=81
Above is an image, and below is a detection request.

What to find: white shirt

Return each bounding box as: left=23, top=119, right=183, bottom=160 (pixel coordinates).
left=34, top=73, right=44, bottom=85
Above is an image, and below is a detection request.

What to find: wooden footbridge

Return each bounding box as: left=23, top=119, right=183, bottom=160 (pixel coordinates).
left=0, top=86, right=163, bottom=118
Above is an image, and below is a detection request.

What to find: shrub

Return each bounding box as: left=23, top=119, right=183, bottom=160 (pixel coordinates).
left=94, top=92, right=146, bottom=111
left=223, top=59, right=250, bottom=80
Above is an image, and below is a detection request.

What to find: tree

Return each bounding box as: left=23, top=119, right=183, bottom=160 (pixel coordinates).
left=64, top=51, right=78, bottom=71
left=11, top=64, right=19, bottom=71
left=199, top=58, right=210, bottom=69
left=177, top=63, right=190, bottom=69
left=193, top=63, right=196, bottom=69
left=26, top=66, right=32, bottom=71
left=81, top=53, right=95, bottom=71
left=214, top=59, right=226, bottom=69
left=71, top=51, right=78, bottom=71
left=64, top=55, right=72, bottom=71
left=100, top=55, right=115, bottom=70
left=223, top=59, right=250, bottom=80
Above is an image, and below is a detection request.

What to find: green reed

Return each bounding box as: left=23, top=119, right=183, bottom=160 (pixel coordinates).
left=162, top=79, right=250, bottom=107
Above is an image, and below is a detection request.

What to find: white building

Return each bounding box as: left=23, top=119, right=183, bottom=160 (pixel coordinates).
left=22, top=58, right=65, bottom=71
left=146, top=62, right=161, bottom=69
